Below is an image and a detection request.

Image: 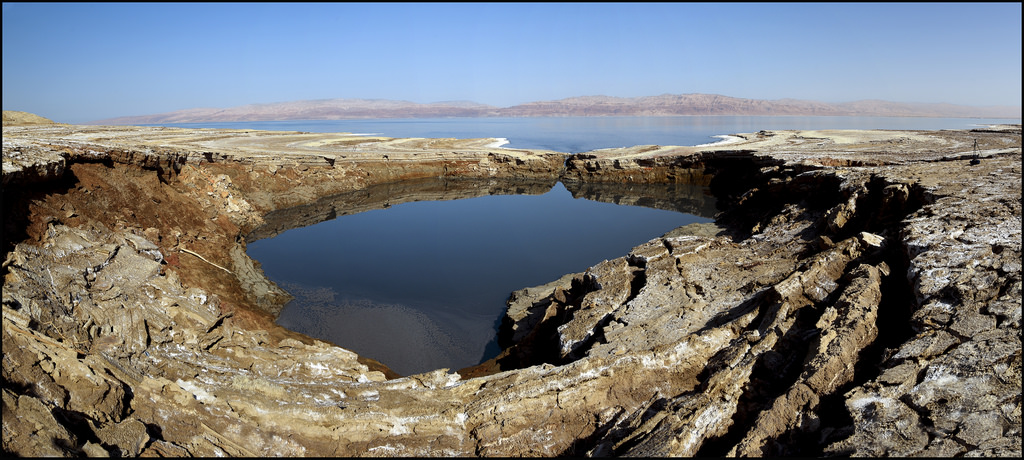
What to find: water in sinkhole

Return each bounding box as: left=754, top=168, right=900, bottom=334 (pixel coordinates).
left=246, top=180, right=717, bottom=376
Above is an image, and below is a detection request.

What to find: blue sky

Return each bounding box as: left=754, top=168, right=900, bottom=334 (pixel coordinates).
left=3, top=2, right=1021, bottom=123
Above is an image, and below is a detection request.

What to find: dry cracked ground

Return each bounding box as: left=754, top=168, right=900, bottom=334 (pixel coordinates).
left=2, top=113, right=1021, bottom=457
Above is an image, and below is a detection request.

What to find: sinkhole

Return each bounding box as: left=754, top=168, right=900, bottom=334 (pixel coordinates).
left=245, top=178, right=718, bottom=376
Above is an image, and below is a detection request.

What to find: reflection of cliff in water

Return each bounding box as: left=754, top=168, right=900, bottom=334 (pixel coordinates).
left=248, top=177, right=718, bottom=243
left=247, top=177, right=558, bottom=242
left=249, top=176, right=720, bottom=241
left=247, top=176, right=719, bottom=376
left=563, top=181, right=719, bottom=219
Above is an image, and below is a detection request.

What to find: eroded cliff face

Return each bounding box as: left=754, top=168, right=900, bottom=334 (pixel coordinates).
left=2, top=122, right=1021, bottom=457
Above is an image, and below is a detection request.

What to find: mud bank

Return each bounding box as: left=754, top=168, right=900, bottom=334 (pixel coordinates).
left=3, top=120, right=1021, bottom=457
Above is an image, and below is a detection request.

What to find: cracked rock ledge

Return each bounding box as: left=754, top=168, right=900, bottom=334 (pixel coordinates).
left=2, top=119, right=1021, bottom=457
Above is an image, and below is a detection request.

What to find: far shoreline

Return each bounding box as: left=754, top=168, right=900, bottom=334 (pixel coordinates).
left=61, top=115, right=1024, bottom=154
left=84, top=112, right=1023, bottom=127
left=694, top=134, right=746, bottom=147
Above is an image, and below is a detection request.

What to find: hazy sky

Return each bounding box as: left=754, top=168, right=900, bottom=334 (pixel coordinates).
left=3, top=2, right=1021, bottom=123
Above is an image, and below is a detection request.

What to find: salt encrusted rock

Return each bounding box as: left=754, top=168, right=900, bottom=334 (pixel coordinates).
left=2, top=123, right=1020, bottom=456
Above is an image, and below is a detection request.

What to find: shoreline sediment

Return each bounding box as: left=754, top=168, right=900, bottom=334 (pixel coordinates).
left=694, top=133, right=746, bottom=147
left=2, top=120, right=1020, bottom=457
left=484, top=137, right=510, bottom=149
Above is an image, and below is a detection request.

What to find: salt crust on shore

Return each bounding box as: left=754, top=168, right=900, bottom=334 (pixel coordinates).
left=694, top=134, right=745, bottom=147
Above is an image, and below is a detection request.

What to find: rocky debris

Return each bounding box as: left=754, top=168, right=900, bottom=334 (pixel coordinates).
left=2, top=122, right=1021, bottom=457
left=1, top=139, right=67, bottom=186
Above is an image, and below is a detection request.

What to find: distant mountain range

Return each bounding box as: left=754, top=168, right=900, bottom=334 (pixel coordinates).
left=89, top=93, right=1022, bottom=124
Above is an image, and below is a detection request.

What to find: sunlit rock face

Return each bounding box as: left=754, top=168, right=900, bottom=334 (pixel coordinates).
left=2, top=120, right=1021, bottom=457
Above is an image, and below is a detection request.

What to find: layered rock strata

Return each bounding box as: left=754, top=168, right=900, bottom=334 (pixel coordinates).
left=2, top=120, right=1020, bottom=457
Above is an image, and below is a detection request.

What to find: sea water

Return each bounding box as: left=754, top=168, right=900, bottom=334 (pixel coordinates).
left=142, top=115, right=1020, bottom=153
left=161, top=116, right=1018, bottom=375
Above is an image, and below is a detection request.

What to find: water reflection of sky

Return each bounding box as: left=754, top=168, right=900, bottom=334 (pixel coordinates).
left=248, top=182, right=713, bottom=376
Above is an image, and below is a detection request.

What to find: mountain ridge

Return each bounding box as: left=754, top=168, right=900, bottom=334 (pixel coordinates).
left=88, top=93, right=1022, bottom=124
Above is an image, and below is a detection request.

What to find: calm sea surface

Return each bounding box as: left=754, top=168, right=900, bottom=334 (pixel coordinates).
left=143, top=115, right=1020, bottom=153
left=173, top=116, right=1018, bottom=376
